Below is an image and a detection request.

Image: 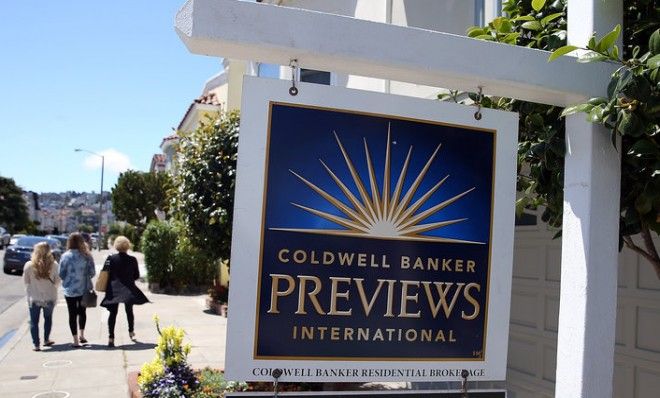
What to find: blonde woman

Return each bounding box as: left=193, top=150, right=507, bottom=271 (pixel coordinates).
left=59, top=232, right=95, bottom=347
left=23, top=242, right=60, bottom=351
left=100, top=236, right=148, bottom=347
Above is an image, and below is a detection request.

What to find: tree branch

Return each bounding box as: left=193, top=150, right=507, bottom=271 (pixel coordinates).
left=623, top=229, right=660, bottom=280
left=640, top=224, right=660, bottom=279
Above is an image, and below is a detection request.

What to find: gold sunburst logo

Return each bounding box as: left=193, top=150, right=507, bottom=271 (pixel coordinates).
left=270, top=123, right=482, bottom=244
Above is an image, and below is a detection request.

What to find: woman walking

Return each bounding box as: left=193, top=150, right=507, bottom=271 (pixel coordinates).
left=23, top=242, right=60, bottom=351
left=59, top=233, right=95, bottom=347
left=100, top=236, right=148, bottom=347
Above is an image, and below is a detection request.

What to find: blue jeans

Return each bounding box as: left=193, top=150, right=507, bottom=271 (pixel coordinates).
left=29, top=301, right=55, bottom=347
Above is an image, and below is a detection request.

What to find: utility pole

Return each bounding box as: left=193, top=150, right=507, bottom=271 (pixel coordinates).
left=74, top=148, right=105, bottom=250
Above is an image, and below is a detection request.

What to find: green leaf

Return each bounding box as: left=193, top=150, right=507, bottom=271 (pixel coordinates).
left=611, top=45, right=619, bottom=60
left=531, top=0, right=547, bottom=12
left=467, top=27, right=486, bottom=38
left=548, top=45, right=578, bottom=62
left=627, top=139, right=658, bottom=157
left=513, top=15, right=536, bottom=22
left=618, top=112, right=642, bottom=136
left=651, top=68, right=660, bottom=84
left=588, top=36, right=596, bottom=50
left=597, top=24, right=621, bottom=53
left=522, top=21, right=543, bottom=31
left=587, top=97, right=608, bottom=106
left=560, top=103, right=594, bottom=117
left=577, top=52, right=608, bottom=63
left=474, top=34, right=495, bottom=41
left=498, top=19, right=513, bottom=33
left=635, top=194, right=653, bottom=215
left=588, top=106, right=605, bottom=122
left=491, top=17, right=512, bottom=33
left=649, top=29, right=660, bottom=55
left=527, top=113, right=544, bottom=128
left=541, top=12, right=563, bottom=26
left=503, top=32, right=521, bottom=44
left=614, top=68, right=633, bottom=95
left=622, top=75, right=652, bottom=100
left=647, top=54, right=660, bottom=69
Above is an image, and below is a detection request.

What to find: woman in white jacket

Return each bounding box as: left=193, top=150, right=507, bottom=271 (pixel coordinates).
left=23, top=242, right=60, bottom=351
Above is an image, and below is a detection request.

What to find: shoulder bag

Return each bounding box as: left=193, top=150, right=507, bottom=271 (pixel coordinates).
left=95, top=270, right=109, bottom=292
left=82, top=259, right=98, bottom=307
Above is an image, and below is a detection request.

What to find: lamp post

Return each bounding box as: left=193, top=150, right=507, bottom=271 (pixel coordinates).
left=74, top=148, right=104, bottom=251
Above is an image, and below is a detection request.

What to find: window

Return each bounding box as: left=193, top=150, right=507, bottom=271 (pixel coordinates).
left=515, top=211, right=538, bottom=226
left=300, top=69, right=331, bottom=85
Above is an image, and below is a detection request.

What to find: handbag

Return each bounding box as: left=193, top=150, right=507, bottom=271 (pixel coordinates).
left=81, top=290, right=97, bottom=308
left=81, top=258, right=98, bottom=307
left=95, top=270, right=109, bottom=292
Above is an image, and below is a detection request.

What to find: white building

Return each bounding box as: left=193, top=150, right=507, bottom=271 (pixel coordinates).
left=22, top=191, right=39, bottom=224
left=156, top=58, right=243, bottom=174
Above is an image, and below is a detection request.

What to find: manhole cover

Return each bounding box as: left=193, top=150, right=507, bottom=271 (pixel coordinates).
left=32, top=392, right=69, bottom=398
left=42, top=360, right=72, bottom=368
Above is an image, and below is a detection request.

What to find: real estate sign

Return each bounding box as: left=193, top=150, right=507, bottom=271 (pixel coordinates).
left=225, top=77, right=518, bottom=382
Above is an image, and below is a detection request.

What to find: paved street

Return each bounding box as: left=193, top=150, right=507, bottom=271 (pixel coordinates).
left=0, top=250, right=24, bottom=315
left=0, top=249, right=27, bottom=352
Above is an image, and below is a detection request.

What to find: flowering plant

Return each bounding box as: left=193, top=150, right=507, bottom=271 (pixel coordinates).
left=139, top=315, right=199, bottom=397
left=193, top=368, right=248, bottom=398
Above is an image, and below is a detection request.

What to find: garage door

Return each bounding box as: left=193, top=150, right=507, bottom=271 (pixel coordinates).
left=507, top=221, right=660, bottom=398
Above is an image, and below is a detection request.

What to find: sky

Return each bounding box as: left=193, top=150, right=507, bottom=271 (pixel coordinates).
left=0, top=1, right=223, bottom=194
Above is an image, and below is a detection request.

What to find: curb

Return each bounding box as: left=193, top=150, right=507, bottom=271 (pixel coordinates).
left=0, top=299, right=29, bottom=361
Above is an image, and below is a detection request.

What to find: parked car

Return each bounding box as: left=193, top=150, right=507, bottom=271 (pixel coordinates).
left=9, top=234, right=25, bottom=246
left=0, top=227, right=9, bottom=249
left=46, top=234, right=68, bottom=250
left=3, top=236, right=62, bottom=275
left=90, top=232, right=100, bottom=249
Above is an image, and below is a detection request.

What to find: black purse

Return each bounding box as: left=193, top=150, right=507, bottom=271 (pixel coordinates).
left=81, top=265, right=97, bottom=308
left=82, top=289, right=97, bottom=308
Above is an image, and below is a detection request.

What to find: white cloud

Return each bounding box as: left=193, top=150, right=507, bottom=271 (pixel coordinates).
left=82, top=148, right=133, bottom=173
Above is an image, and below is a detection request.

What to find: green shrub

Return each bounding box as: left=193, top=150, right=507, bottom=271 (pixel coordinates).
left=173, top=233, right=217, bottom=290
left=141, top=220, right=218, bottom=291
left=141, top=220, right=178, bottom=287
left=108, top=222, right=141, bottom=251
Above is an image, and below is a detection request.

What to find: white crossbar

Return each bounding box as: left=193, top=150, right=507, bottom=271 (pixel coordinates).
left=175, top=0, right=616, bottom=106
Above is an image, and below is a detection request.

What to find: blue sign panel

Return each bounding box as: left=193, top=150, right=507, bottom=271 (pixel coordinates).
left=254, top=103, right=495, bottom=361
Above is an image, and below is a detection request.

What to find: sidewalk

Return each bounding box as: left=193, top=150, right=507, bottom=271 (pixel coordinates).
left=0, top=251, right=227, bottom=398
